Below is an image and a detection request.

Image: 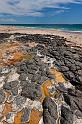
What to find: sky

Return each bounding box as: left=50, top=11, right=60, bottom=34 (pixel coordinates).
left=0, top=0, right=82, bottom=24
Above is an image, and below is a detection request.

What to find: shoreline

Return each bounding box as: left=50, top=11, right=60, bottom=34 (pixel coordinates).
left=0, top=26, right=82, bottom=47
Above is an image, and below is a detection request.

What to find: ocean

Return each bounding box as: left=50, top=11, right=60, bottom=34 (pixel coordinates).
left=1, top=24, right=82, bottom=32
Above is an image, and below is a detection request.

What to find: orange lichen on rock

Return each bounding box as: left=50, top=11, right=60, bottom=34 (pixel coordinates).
left=28, top=109, right=42, bottom=124
left=5, top=52, right=24, bottom=65
left=5, top=91, right=11, bottom=98
left=0, top=41, right=33, bottom=67
left=50, top=67, right=66, bottom=83
left=14, top=111, right=23, bottom=124
left=41, top=80, right=53, bottom=101
left=0, top=41, right=23, bottom=66
left=0, top=42, right=21, bottom=54
left=2, top=102, right=12, bottom=116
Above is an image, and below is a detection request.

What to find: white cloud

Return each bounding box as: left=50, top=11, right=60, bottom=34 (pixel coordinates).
left=0, top=0, right=82, bottom=16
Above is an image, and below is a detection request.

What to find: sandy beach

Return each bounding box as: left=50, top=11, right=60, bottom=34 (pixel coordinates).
left=0, top=26, right=82, bottom=47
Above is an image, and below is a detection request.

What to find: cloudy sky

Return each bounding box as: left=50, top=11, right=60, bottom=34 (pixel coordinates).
left=0, top=0, right=82, bottom=24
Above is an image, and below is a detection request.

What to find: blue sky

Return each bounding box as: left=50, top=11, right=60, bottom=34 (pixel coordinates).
left=0, top=0, right=82, bottom=24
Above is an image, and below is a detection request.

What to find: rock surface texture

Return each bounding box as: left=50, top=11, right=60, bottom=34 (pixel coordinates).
left=0, top=33, right=82, bottom=123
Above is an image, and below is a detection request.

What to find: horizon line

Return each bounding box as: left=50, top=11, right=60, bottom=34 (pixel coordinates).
left=0, top=23, right=82, bottom=25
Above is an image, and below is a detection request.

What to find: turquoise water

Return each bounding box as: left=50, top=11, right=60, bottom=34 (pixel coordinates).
left=1, top=24, right=82, bottom=32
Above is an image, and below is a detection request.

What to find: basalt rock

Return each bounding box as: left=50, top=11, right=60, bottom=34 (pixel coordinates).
left=3, top=81, right=19, bottom=96
left=63, top=89, right=82, bottom=117
left=21, top=107, right=31, bottom=123
left=21, top=83, right=42, bottom=100
left=60, top=105, right=74, bottom=124
left=0, top=90, right=5, bottom=104
left=42, top=97, right=57, bottom=124
left=0, top=33, right=11, bottom=41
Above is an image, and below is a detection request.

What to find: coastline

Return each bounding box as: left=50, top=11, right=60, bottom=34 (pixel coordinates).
left=0, top=26, right=82, bottom=47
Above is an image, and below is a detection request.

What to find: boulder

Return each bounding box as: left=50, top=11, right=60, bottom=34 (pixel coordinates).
left=60, top=105, right=74, bottom=124
left=43, top=97, right=57, bottom=124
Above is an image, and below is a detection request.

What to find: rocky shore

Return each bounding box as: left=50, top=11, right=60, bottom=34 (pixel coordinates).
left=0, top=33, right=82, bottom=124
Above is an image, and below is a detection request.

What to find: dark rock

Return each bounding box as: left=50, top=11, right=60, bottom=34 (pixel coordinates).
left=11, top=87, right=18, bottom=96
left=69, top=64, right=76, bottom=71
left=47, top=74, right=54, bottom=80
left=30, top=66, right=38, bottom=71
left=49, top=50, right=59, bottom=57
left=13, top=95, right=26, bottom=109
left=77, top=70, right=82, bottom=76
left=75, top=61, right=82, bottom=69
left=0, top=90, right=5, bottom=104
left=28, top=69, right=36, bottom=74
left=43, top=97, right=57, bottom=124
left=55, top=83, right=67, bottom=93
left=3, top=81, right=19, bottom=96
left=76, top=85, right=82, bottom=91
left=21, top=83, right=42, bottom=100
left=39, top=76, right=48, bottom=84
left=63, top=71, right=75, bottom=81
left=27, top=73, right=33, bottom=80
left=73, top=54, right=80, bottom=61
left=58, top=60, right=65, bottom=66
left=20, top=80, right=28, bottom=87
left=60, top=105, right=74, bottom=124
left=63, top=89, right=82, bottom=114
left=43, top=109, right=56, bottom=124
left=60, top=66, right=69, bottom=72
left=0, top=33, right=11, bottom=41
left=79, top=55, right=82, bottom=62
left=76, top=66, right=81, bottom=70
left=63, top=93, right=71, bottom=106
left=17, top=63, right=28, bottom=74
left=64, top=51, right=73, bottom=58
left=64, top=59, right=72, bottom=67
left=75, top=110, right=82, bottom=117
left=3, top=81, right=18, bottom=90
left=19, top=73, right=27, bottom=81
left=21, top=107, right=31, bottom=123
left=68, top=88, right=82, bottom=97
left=76, top=75, right=82, bottom=83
